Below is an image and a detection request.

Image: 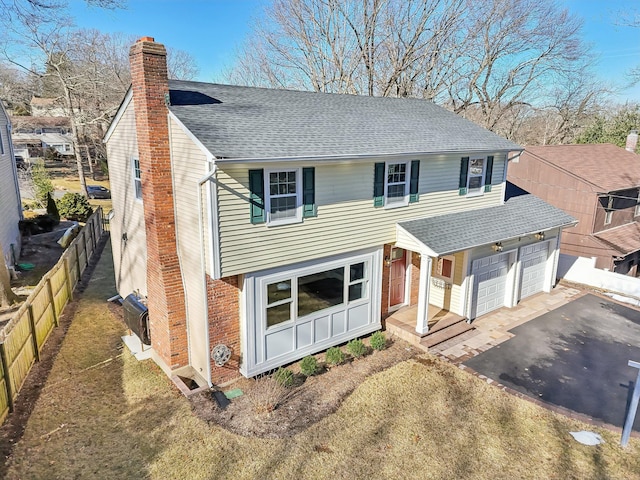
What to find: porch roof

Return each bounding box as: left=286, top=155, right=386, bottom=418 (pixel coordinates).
left=592, top=222, right=640, bottom=256
left=397, top=194, right=577, bottom=257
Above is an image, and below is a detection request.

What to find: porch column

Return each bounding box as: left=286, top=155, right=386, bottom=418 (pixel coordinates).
left=416, top=254, right=432, bottom=335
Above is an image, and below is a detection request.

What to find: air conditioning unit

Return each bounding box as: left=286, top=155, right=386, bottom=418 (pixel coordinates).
left=122, top=294, right=151, bottom=345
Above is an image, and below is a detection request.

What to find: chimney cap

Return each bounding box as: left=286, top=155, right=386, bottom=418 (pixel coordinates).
left=137, top=36, right=155, bottom=43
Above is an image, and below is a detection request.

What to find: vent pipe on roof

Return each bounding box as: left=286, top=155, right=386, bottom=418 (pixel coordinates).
left=626, top=130, right=638, bottom=153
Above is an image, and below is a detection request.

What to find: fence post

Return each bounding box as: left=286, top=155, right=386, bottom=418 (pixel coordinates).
left=46, top=277, right=59, bottom=327
left=27, top=305, right=40, bottom=362
left=0, top=343, right=14, bottom=413
left=83, top=231, right=89, bottom=268
left=64, top=256, right=74, bottom=302
left=74, top=241, right=81, bottom=282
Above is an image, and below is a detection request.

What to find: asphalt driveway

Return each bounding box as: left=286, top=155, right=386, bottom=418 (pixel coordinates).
left=465, top=294, right=640, bottom=431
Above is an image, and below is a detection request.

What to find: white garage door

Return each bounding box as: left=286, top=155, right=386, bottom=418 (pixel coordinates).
left=519, top=241, right=549, bottom=299
left=472, top=252, right=511, bottom=318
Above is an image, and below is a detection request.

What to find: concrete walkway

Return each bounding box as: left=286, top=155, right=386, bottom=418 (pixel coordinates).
left=430, top=285, right=584, bottom=363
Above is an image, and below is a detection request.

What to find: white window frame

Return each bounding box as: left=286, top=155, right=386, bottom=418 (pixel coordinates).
left=384, top=161, right=410, bottom=208
left=436, top=255, right=455, bottom=282
left=635, top=190, right=640, bottom=217
left=132, top=157, right=142, bottom=201
left=466, top=156, right=487, bottom=197
left=262, top=256, right=372, bottom=332
left=0, top=127, right=4, bottom=155
left=265, top=168, right=302, bottom=226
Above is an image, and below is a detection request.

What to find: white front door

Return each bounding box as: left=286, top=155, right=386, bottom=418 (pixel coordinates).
left=519, top=241, right=550, bottom=299
left=472, top=252, right=511, bottom=318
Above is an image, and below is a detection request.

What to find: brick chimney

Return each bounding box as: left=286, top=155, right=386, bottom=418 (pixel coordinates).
left=129, top=37, right=189, bottom=371
left=626, top=130, right=638, bottom=153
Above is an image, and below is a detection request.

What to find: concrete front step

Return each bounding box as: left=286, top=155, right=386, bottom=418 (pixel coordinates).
left=420, top=320, right=475, bottom=349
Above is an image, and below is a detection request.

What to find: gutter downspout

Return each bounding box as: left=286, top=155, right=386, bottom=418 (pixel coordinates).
left=6, top=122, right=23, bottom=222
left=198, top=161, right=218, bottom=387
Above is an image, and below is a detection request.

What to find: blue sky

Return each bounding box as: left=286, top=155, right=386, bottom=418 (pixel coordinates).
left=68, top=0, right=640, bottom=103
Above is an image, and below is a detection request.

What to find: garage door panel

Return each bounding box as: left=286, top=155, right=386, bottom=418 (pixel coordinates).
left=473, top=252, right=511, bottom=318
left=520, top=241, right=549, bottom=299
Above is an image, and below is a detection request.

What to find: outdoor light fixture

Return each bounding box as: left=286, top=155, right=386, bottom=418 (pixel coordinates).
left=384, top=256, right=392, bottom=267
left=535, top=232, right=545, bottom=241
left=492, top=242, right=503, bottom=252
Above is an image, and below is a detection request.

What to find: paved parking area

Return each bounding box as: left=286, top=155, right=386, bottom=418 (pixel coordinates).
left=464, top=294, right=640, bottom=431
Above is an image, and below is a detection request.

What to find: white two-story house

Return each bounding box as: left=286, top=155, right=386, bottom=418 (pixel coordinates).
left=104, top=37, right=576, bottom=387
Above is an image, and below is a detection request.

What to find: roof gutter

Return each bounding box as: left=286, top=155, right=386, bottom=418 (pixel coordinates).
left=213, top=147, right=524, bottom=165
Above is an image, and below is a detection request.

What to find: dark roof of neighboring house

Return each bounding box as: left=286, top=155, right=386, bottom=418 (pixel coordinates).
left=398, top=194, right=577, bottom=256
left=10, top=116, right=71, bottom=128
left=522, top=144, right=640, bottom=193
left=166, top=80, right=521, bottom=160
left=593, top=222, right=640, bottom=256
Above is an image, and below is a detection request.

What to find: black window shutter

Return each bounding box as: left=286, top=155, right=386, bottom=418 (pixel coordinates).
left=409, top=160, right=420, bottom=203
left=248, top=169, right=265, bottom=224
left=373, top=162, right=385, bottom=207
left=459, top=157, right=469, bottom=195
left=484, top=155, right=494, bottom=192
left=302, top=167, right=316, bottom=218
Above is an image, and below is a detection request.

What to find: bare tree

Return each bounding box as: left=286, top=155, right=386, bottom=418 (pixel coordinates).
left=228, top=0, right=465, bottom=99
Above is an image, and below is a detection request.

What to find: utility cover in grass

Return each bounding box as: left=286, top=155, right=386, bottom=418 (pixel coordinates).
left=224, top=388, right=243, bottom=399
left=570, top=431, right=604, bottom=446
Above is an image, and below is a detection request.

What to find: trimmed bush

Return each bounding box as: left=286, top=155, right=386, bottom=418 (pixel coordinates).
left=57, top=192, right=93, bottom=222
left=325, top=346, right=345, bottom=366
left=249, top=375, right=288, bottom=414
left=46, top=192, right=60, bottom=224
left=300, top=355, right=319, bottom=377
left=370, top=331, right=387, bottom=351
left=347, top=339, right=367, bottom=358
left=31, top=159, right=54, bottom=206
left=274, top=367, right=294, bottom=387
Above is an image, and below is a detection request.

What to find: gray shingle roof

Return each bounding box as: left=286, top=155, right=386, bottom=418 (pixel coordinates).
left=398, top=195, right=577, bottom=256
left=167, top=80, right=521, bottom=160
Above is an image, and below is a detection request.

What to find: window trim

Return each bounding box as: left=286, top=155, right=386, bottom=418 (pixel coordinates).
left=466, top=156, right=487, bottom=197
left=384, top=161, right=411, bottom=208
left=132, top=157, right=142, bottom=201
left=261, top=256, right=372, bottom=332
left=635, top=190, right=640, bottom=217
left=0, top=127, right=4, bottom=155
left=435, top=255, right=455, bottom=282
left=264, top=167, right=303, bottom=226
left=604, top=196, right=613, bottom=225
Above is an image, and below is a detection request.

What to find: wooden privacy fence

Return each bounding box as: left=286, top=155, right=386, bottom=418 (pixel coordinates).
left=0, top=207, right=105, bottom=423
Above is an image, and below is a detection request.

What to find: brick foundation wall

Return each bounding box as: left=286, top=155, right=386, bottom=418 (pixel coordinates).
left=207, top=274, right=241, bottom=384
left=129, top=37, right=188, bottom=369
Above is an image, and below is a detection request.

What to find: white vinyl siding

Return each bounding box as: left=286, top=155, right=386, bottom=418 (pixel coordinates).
left=216, top=153, right=506, bottom=277
left=105, top=100, right=148, bottom=298
left=0, top=106, right=21, bottom=266
left=168, top=116, right=211, bottom=382
left=428, top=252, right=465, bottom=314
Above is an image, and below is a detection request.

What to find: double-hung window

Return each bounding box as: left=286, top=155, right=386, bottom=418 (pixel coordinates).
left=266, top=169, right=301, bottom=225
left=373, top=160, right=420, bottom=207
left=132, top=158, right=142, bottom=200
left=385, top=162, right=409, bottom=207
left=459, top=155, right=494, bottom=196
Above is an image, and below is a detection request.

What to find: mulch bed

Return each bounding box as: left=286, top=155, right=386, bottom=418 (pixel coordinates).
left=190, top=338, right=419, bottom=438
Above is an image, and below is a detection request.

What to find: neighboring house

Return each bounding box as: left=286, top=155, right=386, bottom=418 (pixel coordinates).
left=508, top=144, right=640, bottom=275
left=12, top=132, right=74, bottom=159
left=0, top=102, right=23, bottom=269
left=30, top=97, right=67, bottom=117
left=104, top=37, right=576, bottom=386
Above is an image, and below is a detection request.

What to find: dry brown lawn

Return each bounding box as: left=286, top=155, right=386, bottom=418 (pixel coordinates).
left=3, top=243, right=640, bottom=479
